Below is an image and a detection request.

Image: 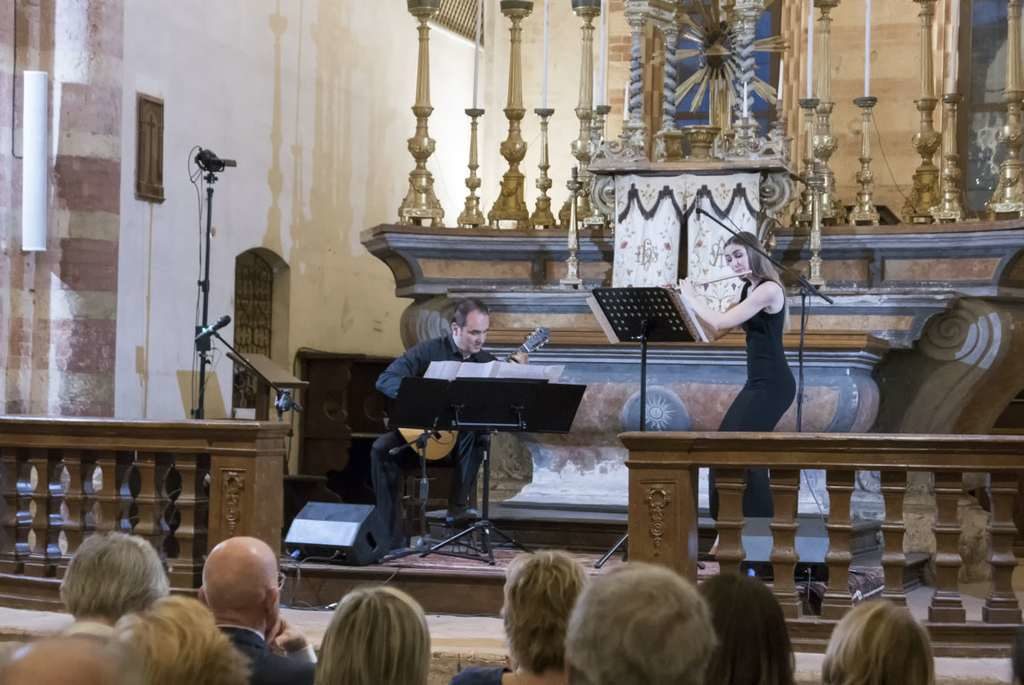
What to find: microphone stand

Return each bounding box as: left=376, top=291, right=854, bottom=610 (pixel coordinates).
left=193, top=167, right=219, bottom=419
left=207, top=329, right=302, bottom=419
left=693, top=205, right=834, bottom=432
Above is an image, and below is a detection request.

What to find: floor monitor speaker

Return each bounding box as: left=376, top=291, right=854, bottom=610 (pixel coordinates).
left=284, top=502, right=387, bottom=566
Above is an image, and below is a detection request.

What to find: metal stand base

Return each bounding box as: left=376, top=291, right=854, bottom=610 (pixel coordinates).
left=420, top=444, right=529, bottom=565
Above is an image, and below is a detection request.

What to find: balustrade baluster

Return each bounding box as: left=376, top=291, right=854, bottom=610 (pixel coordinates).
left=929, top=470, right=966, bottom=622
left=821, top=469, right=854, bottom=620
left=60, top=450, right=87, bottom=576
left=132, top=452, right=170, bottom=556
left=165, top=453, right=209, bottom=589
left=0, top=447, right=28, bottom=573
left=984, top=470, right=1022, bottom=623
left=715, top=469, right=747, bottom=575
left=880, top=470, right=908, bottom=605
left=94, top=451, right=128, bottom=533
left=769, top=469, right=801, bottom=617
left=25, top=450, right=64, bottom=577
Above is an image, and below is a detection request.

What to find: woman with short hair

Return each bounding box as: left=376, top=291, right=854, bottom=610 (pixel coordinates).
left=316, top=586, right=430, bottom=685
left=822, top=600, right=934, bottom=685
left=452, top=550, right=587, bottom=685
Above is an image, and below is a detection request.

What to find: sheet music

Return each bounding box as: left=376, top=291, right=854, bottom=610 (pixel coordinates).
left=425, top=361, right=564, bottom=382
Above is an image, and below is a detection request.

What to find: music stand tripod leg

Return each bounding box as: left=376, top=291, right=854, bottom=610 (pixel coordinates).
left=421, top=442, right=530, bottom=564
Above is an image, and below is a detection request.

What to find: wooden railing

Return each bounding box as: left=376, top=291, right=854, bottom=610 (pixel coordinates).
left=0, top=417, right=288, bottom=608
left=622, top=432, right=1024, bottom=657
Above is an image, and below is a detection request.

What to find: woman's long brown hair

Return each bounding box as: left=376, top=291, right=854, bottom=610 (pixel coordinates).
left=725, top=231, right=789, bottom=325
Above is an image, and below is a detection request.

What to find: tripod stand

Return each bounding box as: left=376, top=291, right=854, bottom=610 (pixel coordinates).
left=391, top=377, right=586, bottom=566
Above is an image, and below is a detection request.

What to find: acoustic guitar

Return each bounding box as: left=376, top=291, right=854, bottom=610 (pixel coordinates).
left=397, top=327, right=550, bottom=461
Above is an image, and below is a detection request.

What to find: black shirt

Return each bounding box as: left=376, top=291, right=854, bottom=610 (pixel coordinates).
left=220, top=627, right=315, bottom=685
left=375, top=334, right=497, bottom=400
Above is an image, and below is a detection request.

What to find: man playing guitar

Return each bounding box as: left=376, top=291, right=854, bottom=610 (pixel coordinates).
left=371, top=298, right=527, bottom=553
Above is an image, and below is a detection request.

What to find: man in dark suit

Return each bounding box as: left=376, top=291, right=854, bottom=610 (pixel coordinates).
left=371, top=298, right=525, bottom=553
left=200, top=536, right=315, bottom=685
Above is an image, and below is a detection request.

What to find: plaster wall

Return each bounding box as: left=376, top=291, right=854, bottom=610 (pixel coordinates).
left=115, top=1, right=479, bottom=418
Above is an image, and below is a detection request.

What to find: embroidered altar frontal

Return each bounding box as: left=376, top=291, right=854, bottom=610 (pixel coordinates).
left=611, top=171, right=769, bottom=311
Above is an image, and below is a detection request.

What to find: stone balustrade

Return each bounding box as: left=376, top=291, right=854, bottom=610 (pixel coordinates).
left=0, top=417, right=288, bottom=608
left=622, top=431, right=1024, bottom=657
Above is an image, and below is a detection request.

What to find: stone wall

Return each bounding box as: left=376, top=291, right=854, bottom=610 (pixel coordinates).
left=0, top=1, right=123, bottom=417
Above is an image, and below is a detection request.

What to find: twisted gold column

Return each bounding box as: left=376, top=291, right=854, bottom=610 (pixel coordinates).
left=489, top=0, right=534, bottom=229
left=932, top=95, right=965, bottom=223
left=987, top=0, right=1024, bottom=217
left=905, top=0, right=941, bottom=223
left=398, top=0, right=445, bottom=226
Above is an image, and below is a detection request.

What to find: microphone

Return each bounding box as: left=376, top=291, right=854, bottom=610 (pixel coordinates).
left=195, top=314, right=231, bottom=342
left=195, top=148, right=237, bottom=172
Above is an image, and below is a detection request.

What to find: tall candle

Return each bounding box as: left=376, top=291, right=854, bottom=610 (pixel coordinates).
left=597, top=0, right=608, bottom=106
left=742, top=81, right=749, bottom=118
left=864, top=0, right=872, bottom=97
left=542, top=0, right=550, bottom=108
left=946, top=0, right=960, bottom=93
left=473, top=0, right=483, bottom=108
left=806, top=0, right=814, bottom=99
left=777, top=57, right=785, bottom=103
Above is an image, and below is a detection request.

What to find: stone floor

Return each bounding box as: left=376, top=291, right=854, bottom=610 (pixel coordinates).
left=0, top=595, right=1013, bottom=685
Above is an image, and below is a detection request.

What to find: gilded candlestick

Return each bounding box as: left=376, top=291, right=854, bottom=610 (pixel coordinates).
left=904, top=0, right=941, bottom=222
left=531, top=108, right=557, bottom=229
left=932, top=94, right=966, bottom=223
left=849, top=96, right=880, bottom=226
left=809, top=168, right=826, bottom=287
left=987, top=0, right=1024, bottom=217
left=559, top=0, right=601, bottom=228
left=561, top=167, right=584, bottom=288
left=458, top=108, right=486, bottom=228
left=398, top=0, right=445, bottom=227
left=791, top=97, right=819, bottom=229
left=489, top=0, right=533, bottom=230
left=812, top=0, right=844, bottom=224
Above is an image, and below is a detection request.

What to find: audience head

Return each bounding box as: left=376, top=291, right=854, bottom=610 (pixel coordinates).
left=316, top=585, right=430, bottom=685
left=60, top=532, right=169, bottom=624
left=114, top=595, right=249, bottom=685
left=822, top=599, right=934, bottom=685
left=699, top=572, right=794, bottom=685
left=0, top=635, right=143, bottom=685
left=503, top=550, right=587, bottom=675
left=566, top=562, right=716, bottom=685
left=200, top=535, right=281, bottom=637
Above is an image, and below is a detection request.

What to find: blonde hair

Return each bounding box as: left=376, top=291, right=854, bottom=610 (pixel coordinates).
left=566, top=563, right=716, bottom=685
left=822, top=600, right=934, bottom=685
left=503, top=551, right=587, bottom=674
left=61, top=532, right=169, bottom=623
left=113, top=595, right=249, bottom=685
left=316, top=586, right=430, bottom=685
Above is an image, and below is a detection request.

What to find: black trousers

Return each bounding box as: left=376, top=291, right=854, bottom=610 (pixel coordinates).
left=369, top=429, right=489, bottom=550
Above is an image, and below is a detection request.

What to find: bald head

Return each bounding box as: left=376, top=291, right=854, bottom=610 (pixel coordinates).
left=0, top=636, right=141, bottom=685
left=201, top=536, right=280, bottom=634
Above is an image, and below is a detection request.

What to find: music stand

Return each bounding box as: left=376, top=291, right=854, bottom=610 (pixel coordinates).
left=400, top=377, right=585, bottom=565
left=588, top=287, right=696, bottom=568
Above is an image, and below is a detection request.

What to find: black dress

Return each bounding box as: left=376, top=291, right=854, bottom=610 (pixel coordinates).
left=709, top=281, right=796, bottom=519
